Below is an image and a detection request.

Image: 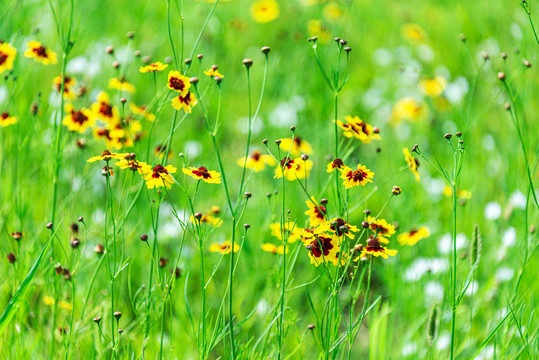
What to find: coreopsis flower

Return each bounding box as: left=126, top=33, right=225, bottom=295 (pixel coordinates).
left=52, top=75, right=76, bottom=100
left=278, top=137, right=313, bottom=157
left=358, top=237, right=398, bottom=260
left=305, top=233, right=340, bottom=266
left=442, top=186, right=472, bottom=200
left=62, top=104, right=96, bottom=133
left=397, top=227, right=430, bottom=246
left=328, top=218, right=359, bottom=240
left=182, top=166, right=221, bottom=184
left=261, top=243, right=288, bottom=254
left=130, top=103, right=155, bottom=121
left=24, top=40, right=57, bottom=65
left=367, top=216, right=395, bottom=243
left=171, top=91, right=197, bottom=113
left=336, top=116, right=381, bottom=144
left=307, top=20, right=331, bottom=44
left=109, top=77, right=135, bottom=93
left=305, top=197, right=327, bottom=227
left=0, top=112, right=17, bottom=127
left=167, top=70, right=191, bottom=96
left=403, top=148, right=420, bottom=182
left=401, top=23, right=427, bottom=44
left=390, top=97, right=428, bottom=124
left=236, top=150, right=276, bottom=172
left=87, top=150, right=126, bottom=163
left=293, top=157, right=313, bottom=180
left=0, top=42, right=17, bottom=74
left=274, top=157, right=299, bottom=179
left=203, top=67, right=224, bottom=78
left=209, top=240, right=239, bottom=254
left=91, top=92, right=119, bottom=123
left=139, top=62, right=168, bottom=73
left=340, top=164, right=374, bottom=189
left=190, top=213, right=222, bottom=227
left=327, top=158, right=345, bottom=173
left=250, top=0, right=280, bottom=23
left=93, top=127, right=125, bottom=150
left=270, top=222, right=302, bottom=243
left=145, top=164, right=177, bottom=189
left=115, top=155, right=151, bottom=175
left=154, top=144, right=173, bottom=159
left=419, top=76, right=447, bottom=98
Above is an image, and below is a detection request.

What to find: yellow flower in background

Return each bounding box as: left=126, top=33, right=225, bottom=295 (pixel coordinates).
left=139, top=62, right=168, bottom=73
left=43, top=296, right=72, bottom=310
left=403, top=148, right=420, bottom=182
left=390, top=97, right=428, bottom=124
left=115, top=154, right=151, bottom=176
left=237, top=150, right=275, bottom=172
left=336, top=116, right=381, bottom=144
left=109, top=77, right=135, bottom=93
left=92, top=92, right=119, bottom=123
left=307, top=20, right=331, bottom=44
left=419, top=76, right=447, bottom=98
left=52, top=75, right=77, bottom=100
left=305, top=197, right=327, bottom=227
left=251, top=0, right=280, bottom=23
left=278, top=137, right=313, bottom=157
left=367, top=216, right=395, bottom=243
left=87, top=150, right=126, bottom=163
left=301, top=0, right=327, bottom=5
left=0, top=112, right=17, bottom=127
left=270, top=222, right=302, bottom=243
left=326, top=158, right=345, bottom=173
left=397, top=227, right=430, bottom=246
left=443, top=186, right=472, bottom=200
left=209, top=240, right=240, bottom=254
left=190, top=213, right=222, bottom=227
left=401, top=23, right=427, bottom=44
left=261, top=243, right=288, bottom=254
left=0, top=42, right=17, bottom=74
left=203, top=67, right=224, bottom=78
left=62, top=104, right=96, bottom=133
left=323, top=3, right=342, bottom=20
left=171, top=91, right=197, bottom=113
left=130, top=103, right=155, bottom=121
left=24, top=40, right=57, bottom=65
left=340, top=164, right=374, bottom=189
left=167, top=70, right=191, bottom=95
left=182, top=166, right=221, bottom=184
left=358, top=237, right=398, bottom=260
left=145, top=164, right=177, bottom=189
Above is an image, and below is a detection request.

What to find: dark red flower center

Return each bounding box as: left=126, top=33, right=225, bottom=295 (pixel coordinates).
left=280, top=157, right=294, bottom=169
left=152, top=164, right=168, bottom=178
left=72, top=110, right=88, bottom=124
left=332, top=158, right=344, bottom=169
left=349, top=169, right=367, bottom=182
left=409, top=229, right=418, bottom=236
left=366, top=238, right=383, bottom=252
left=314, top=205, right=326, bottom=219
left=309, top=236, right=333, bottom=258
left=99, top=102, right=113, bottom=117
left=193, top=167, right=211, bottom=179
left=33, top=46, right=48, bottom=58
left=1, top=112, right=8, bottom=119
left=169, top=77, right=186, bottom=91
left=0, top=52, right=7, bottom=65
left=330, top=218, right=349, bottom=236
left=250, top=151, right=261, bottom=161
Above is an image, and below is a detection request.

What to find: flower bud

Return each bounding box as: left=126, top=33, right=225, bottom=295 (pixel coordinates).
left=261, top=46, right=271, bottom=54
left=392, top=186, right=402, bottom=195
left=361, top=221, right=369, bottom=229
left=140, top=234, right=148, bottom=241
left=242, top=58, right=253, bottom=68
left=106, top=45, right=114, bottom=54
left=114, top=311, right=122, bottom=320
left=497, top=72, right=506, bottom=81
left=444, top=133, right=452, bottom=140
left=243, top=192, right=252, bottom=198
left=47, top=222, right=53, bottom=229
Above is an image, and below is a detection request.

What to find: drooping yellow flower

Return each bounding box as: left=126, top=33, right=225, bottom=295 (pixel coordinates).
left=52, top=75, right=77, bottom=100
left=209, top=240, right=239, bottom=254
left=250, top=0, right=280, bottom=23
left=0, top=42, right=17, bottom=74
left=145, top=164, right=177, bottom=189
left=326, top=158, right=345, bottom=173
left=307, top=20, right=331, bottom=44
left=419, top=76, right=447, bottom=98
left=24, top=40, right=57, bottom=65
left=203, top=67, right=224, bottom=78
left=167, top=70, right=191, bottom=96
left=358, top=237, right=398, bottom=260
left=305, top=197, right=327, bottom=227
left=390, top=97, right=428, bottom=124
left=401, top=23, right=427, bottom=44
left=182, top=166, right=221, bottom=184
left=367, top=216, right=395, bottom=244
left=403, top=148, right=420, bottom=182
left=171, top=91, right=197, bottom=113
left=236, top=150, right=275, bottom=172
left=397, top=227, right=430, bottom=246
left=139, top=62, right=168, bottom=73
left=109, top=77, right=135, bottom=93
left=62, top=104, right=96, bottom=133
left=278, top=137, right=313, bottom=157
left=87, top=150, right=126, bottom=163
left=0, top=111, right=17, bottom=127
left=270, top=222, right=302, bottom=243
left=92, top=92, right=119, bottom=124
left=130, top=103, right=155, bottom=121
left=340, top=164, right=374, bottom=189
left=261, top=243, right=288, bottom=254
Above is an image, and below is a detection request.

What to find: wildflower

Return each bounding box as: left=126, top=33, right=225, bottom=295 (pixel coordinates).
left=367, top=216, right=395, bottom=243
left=294, top=157, right=313, bottom=180
left=401, top=23, right=427, bottom=44
left=171, top=91, right=197, bottom=113
left=0, top=42, right=17, bottom=74
left=358, top=237, right=398, bottom=259
left=0, top=112, right=17, bottom=127
left=145, top=164, right=177, bottom=189
left=323, top=3, right=342, bottom=20
left=139, top=62, right=168, bottom=73
left=397, top=227, right=430, bottom=246
left=52, top=75, right=77, bottom=100
left=419, top=76, right=447, bottom=98
left=91, top=92, right=119, bottom=123
left=403, top=148, right=420, bottom=182
left=305, top=233, right=340, bottom=266
left=87, top=150, right=126, bottom=163
left=274, top=157, right=299, bottom=179
left=326, top=158, right=345, bottom=173
left=130, top=103, right=155, bottom=121
left=328, top=218, right=359, bottom=240
left=167, top=70, right=191, bottom=96
left=442, top=186, right=472, bottom=200
left=261, top=243, right=288, bottom=254
left=250, top=0, right=280, bottom=23
left=115, top=156, right=151, bottom=176
left=209, top=240, right=239, bottom=254
left=62, top=104, right=96, bottom=133
left=307, top=20, right=331, bottom=44
left=236, top=150, right=276, bottom=172
left=190, top=213, right=222, bottom=227
left=278, top=137, right=313, bottom=157
left=154, top=144, right=173, bottom=159
left=109, top=77, right=135, bottom=93
left=305, top=197, right=327, bottom=227
left=43, top=296, right=73, bottom=310
left=340, top=164, right=374, bottom=189
left=11, top=232, right=23, bottom=241
left=182, top=166, right=221, bottom=184
left=24, top=40, right=57, bottom=65
left=336, top=116, right=381, bottom=144
left=270, top=222, right=302, bottom=243
left=203, top=67, right=224, bottom=78
left=390, top=97, right=428, bottom=124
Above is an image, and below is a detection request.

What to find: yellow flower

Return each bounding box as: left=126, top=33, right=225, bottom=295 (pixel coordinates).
left=43, top=296, right=72, bottom=310
left=403, top=148, right=420, bottom=182
left=139, top=62, right=168, bottom=73
left=190, top=213, right=222, bottom=227
left=278, top=137, right=313, bottom=157
left=305, top=197, right=327, bottom=227
left=328, top=218, right=358, bottom=240
left=115, top=155, right=152, bottom=176
left=274, top=156, right=309, bottom=181
left=24, top=40, right=57, bottom=65
left=145, top=164, right=177, bottom=189
left=397, top=227, right=430, bottom=246
left=203, top=67, right=224, bottom=78
left=0, top=42, right=17, bottom=74
left=336, top=116, right=381, bottom=144
left=171, top=91, right=197, bottom=113
left=167, top=70, right=191, bottom=96
left=182, top=166, right=221, bottom=184
left=251, top=0, right=280, bottom=23
left=390, top=97, right=428, bottom=124
left=305, top=233, right=340, bottom=266
left=326, top=158, right=345, bottom=173
left=109, top=77, right=135, bottom=93
left=130, top=103, right=155, bottom=121
left=340, top=164, right=374, bottom=189
left=323, top=3, right=342, bottom=20
left=209, top=240, right=239, bottom=254
left=0, top=111, right=17, bottom=127
left=367, top=216, right=395, bottom=243
left=52, top=75, right=76, bottom=100
left=261, top=243, right=288, bottom=254
left=62, top=104, right=96, bottom=133
left=358, top=237, right=398, bottom=260
left=401, top=23, right=427, bottom=44
left=270, top=222, right=302, bottom=243
left=293, top=157, right=313, bottom=180
left=419, top=76, right=447, bottom=98
left=92, top=92, right=119, bottom=123
left=307, top=20, right=331, bottom=44
left=236, top=150, right=275, bottom=172
left=443, top=186, right=472, bottom=200
left=87, top=150, right=126, bottom=163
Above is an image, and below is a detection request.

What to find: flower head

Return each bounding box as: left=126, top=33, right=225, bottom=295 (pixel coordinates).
left=403, top=148, right=420, bottom=182
left=92, top=92, right=119, bottom=124
left=62, top=104, right=95, bottom=133
left=171, top=91, right=197, bottom=113
left=419, top=76, right=447, bottom=98
left=145, top=164, right=177, bottom=189
left=391, top=97, right=428, bottom=124
left=115, top=154, right=151, bottom=176
left=336, top=116, right=381, bottom=144
left=182, top=166, right=221, bottom=184
left=359, top=237, right=398, bottom=259
left=203, top=67, right=224, bottom=78
left=139, top=62, right=168, bottom=73
left=274, top=157, right=299, bottom=179
left=397, top=227, right=430, bottom=246
left=190, top=213, right=222, bottom=227
left=261, top=243, right=288, bottom=254
left=109, top=77, right=135, bottom=93
left=0, top=112, right=17, bottom=127
left=251, top=0, right=280, bottom=23
left=209, top=240, right=239, bottom=254
left=326, top=158, right=345, bottom=173
left=328, top=218, right=358, bottom=240
left=52, top=75, right=76, bottom=100
left=0, top=42, right=17, bottom=74
left=278, top=137, right=313, bottom=157
left=24, top=40, right=57, bottom=65
left=87, top=150, right=126, bottom=163
left=340, top=164, right=374, bottom=189
left=305, top=233, right=340, bottom=266
left=237, top=150, right=275, bottom=172
left=167, top=70, right=191, bottom=96
left=305, top=197, right=327, bottom=227
left=401, top=23, right=427, bottom=44
left=367, top=216, right=395, bottom=243
left=130, top=103, right=155, bottom=121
